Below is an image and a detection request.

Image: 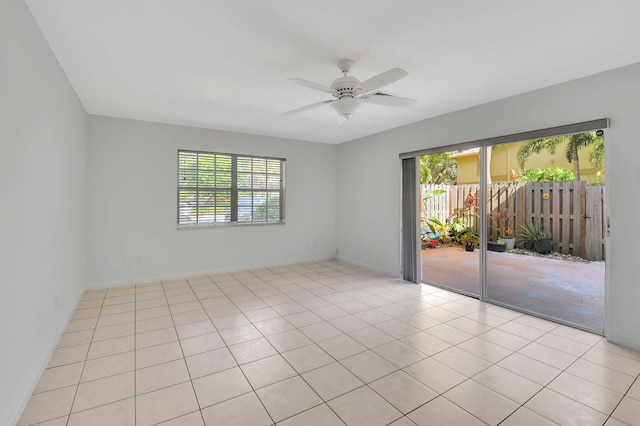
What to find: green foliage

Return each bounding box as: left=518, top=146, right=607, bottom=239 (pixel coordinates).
left=589, top=138, right=605, bottom=171
left=517, top=138, right=562, bottom=170
left=516, top=132, right=604, bottom=181
left=520, top=220, right=553, bottom=243
left=420, top=153, right=457, bottom=185
left=515, top=167, right=575, bottom=182
left=423, top=188, right=446, bottom=200
left=460, top=230, right=479, bottom=248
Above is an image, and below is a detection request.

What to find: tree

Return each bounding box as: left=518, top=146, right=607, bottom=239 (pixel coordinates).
left=420, top=152, right=457, bottom=184
left=516, top=132, right=604, bottom=181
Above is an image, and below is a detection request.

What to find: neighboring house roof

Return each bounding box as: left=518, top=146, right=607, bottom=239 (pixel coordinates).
left=449, top=148, right=479, bottom=158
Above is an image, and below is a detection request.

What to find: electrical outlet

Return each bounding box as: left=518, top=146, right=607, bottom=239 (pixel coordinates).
left=53, top=295, right=58, bottom=311
left=136, top=255, right=143, bottom=264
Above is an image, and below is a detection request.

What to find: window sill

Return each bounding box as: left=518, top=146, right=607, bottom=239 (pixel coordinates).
left=177, top=221, right=285, bottom=230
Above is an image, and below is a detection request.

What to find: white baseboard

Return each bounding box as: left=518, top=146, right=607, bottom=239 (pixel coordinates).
left=334, top=255, right=399, bottom=279
left=86, top=255, right=336, bottom=289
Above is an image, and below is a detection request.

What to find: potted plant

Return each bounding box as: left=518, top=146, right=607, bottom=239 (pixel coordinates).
left=502, top=226, right=516, bottom=250
left=460, top=231, right=479, bottom=252
left=495, top=209, right=516, bottom=250
left=520, top=220, right=553, bottom=254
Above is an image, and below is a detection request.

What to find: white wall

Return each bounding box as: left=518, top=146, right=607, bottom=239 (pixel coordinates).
left=0, top=1, right=88, bottom=424
left=86, top=116, right=337, bottom=287
left=336, top=62, right=640, bottom=350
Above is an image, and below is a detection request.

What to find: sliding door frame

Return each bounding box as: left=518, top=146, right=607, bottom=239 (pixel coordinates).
left=400, top=119, right=609, bottom=332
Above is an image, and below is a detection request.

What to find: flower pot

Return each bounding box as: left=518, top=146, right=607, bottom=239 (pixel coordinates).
left=504, top=238, right=516, bottom=250
left=465, top=243, right=475, bottom=252
left=487, top=242, right=506, bottom=252
left=534, top=239, right=553, bottom=254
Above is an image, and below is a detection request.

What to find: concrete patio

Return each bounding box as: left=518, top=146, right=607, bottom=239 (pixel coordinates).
left=421, top=246, right=605, bottom=332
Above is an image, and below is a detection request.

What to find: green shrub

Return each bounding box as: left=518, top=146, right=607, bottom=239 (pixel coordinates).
left=515, top=167, right=575, bottom=182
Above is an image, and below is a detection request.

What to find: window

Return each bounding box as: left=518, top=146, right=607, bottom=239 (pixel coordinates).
left=178, top=150, right=285, bottom=225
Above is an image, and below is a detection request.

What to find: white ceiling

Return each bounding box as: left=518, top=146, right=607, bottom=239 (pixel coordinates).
left=26, top=0, right=640, bottom=144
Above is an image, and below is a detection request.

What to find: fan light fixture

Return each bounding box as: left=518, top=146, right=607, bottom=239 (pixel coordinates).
left=330, top=96, right=363, bottom=121
left=283, top=59, right=416, bottom=124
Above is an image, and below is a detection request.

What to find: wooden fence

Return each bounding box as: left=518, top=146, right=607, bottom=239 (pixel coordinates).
left=421, top=182, right=605, bottom=260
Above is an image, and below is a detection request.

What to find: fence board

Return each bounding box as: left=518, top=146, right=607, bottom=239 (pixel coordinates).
left=421, top=181, right=605, bottom=260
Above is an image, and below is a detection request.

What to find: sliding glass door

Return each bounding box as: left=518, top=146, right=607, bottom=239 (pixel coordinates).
left=406, top=119, right=608, bottom=334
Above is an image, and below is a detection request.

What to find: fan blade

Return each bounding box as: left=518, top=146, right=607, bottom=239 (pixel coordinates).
left=282, top=99, right=333, bottom=116
left=288, top=78, right=337, bottom=95
left=362, top=92, right=417, bottom=107
left=356, top=68, right=408, bottom=94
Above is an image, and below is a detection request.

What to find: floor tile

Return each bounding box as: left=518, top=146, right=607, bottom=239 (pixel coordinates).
left=403, top=357, right=466, bottom=394
left=425, top=323, right=473, bottom=345
left=301, top=362, right=363, bottom=400
left=372, top=340, right=427, bottom=368
left=536, top=332, right=592, bottom=357
left=185, top=347, right=237, bottom=379
left=136, top=358, right=190, bottom=395
left=547, top=372, right=624, bottom=414
left=276, top=403, right=345, bottom=426
left=328, top=386, right=402, bottom=426
left=567, top=358, right=640, bottom=399
left=219, top=324, right=262, bottom=346
left=136, top=382, right=200, bottom=426
left=267, top=329, right=313, bottom=352
left=340, top=350, right=397, bottom=383
left=241, top=354, right=297, bottom=389
left=407, top=396, right=485, bottom=426
left=299, top=321, right=343, bottom=342
left=181, top=332, right=225, bottom=357
left=87, top=335, right=134, bottom=359
left=193, top=367, right=252, bottom=408
left=317, top=334, right=367, bottom=360
left=457, top=337, right=513, bottom=363
left=228, top=337, right=278, bottom=364
left=472, top=365, right=541, bottom=404
left=47, top=344, right=89, bottom=368
left=57, top=329, right=94, bottom=348
left=34, top=362, right=83, bottom=393
left=136, top=317, right=174, bottom=336
left=497, top=352, right=561, bottom=386
left=256, top=376, right=323, bottom=423
left=285, top=311, right=323, bottom=328
left=72, top=371, right=134, bottom=412
left=136, top=341, right=184, bottom=369
left=444, top=379, right=519, bottom=425
left=96, top=311, right=135, bottom=328
left=369, top=370, right=437, bottom=414
left=518, top=341, right=578, bottom=370
left=583, top=347, right=640, bottom=376
left=81, top=351, right=134, bottom=382
left=175, top=320, right=215, bottom=340
left=400, top=331, right=451, bottom=356
left=67, top=397, right=134, bottom=426
left=18, top=386, right=76, bottom=425
left=477, top=328, right=530, bottom=351
left=253, top=317, right=295, bottom=335
left=525, top=388, right=608, bottom=426
left=201, top=392, right=272, bottom=426
left=136, top=326, right=178, bottom=349
left=329, top=314, right=370, bottom=333
left=348, top=326, right=395, bottom=348
left=611, top=396, right=640, bottom=425
left=432, top=346, right=492, bottom=377
left=500, top=407, right=558, bottom=426
left=282, top=344, right=334, bottom=373
left=92, top=322, right=134, bottom=342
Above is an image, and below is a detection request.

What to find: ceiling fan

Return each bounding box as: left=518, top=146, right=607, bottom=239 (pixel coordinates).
left=283, top=59, right=416, bottom=123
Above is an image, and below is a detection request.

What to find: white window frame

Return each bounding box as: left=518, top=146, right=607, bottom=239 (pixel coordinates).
left=178, top=149, right=285, bottom=226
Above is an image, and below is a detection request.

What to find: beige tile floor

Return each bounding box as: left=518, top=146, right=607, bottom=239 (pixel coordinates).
left=18, top=260, right=640, bottom=425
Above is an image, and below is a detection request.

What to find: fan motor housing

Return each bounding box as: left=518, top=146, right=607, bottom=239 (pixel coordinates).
left=331, top=76, right=361, bottom=97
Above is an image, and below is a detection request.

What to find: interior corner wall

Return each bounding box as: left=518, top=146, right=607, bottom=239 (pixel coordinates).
left=0, top=1, right=88, bottom=424
left=85, top=116, right=337, bottom=288
left=336, top=62, right=640, bottom=351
